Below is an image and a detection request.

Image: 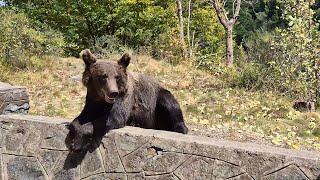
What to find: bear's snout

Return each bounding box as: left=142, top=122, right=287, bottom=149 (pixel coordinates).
left=108, top=91, right=119, bottom=98
left=104, top=78, right=119, bottom=103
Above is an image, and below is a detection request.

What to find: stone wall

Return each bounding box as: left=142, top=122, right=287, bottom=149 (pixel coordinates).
left=0, top=83, right=29, bottom=114
left=0, top=114, right=319, bottom=180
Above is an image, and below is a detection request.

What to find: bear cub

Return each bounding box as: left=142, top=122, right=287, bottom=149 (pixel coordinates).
left=68, top=49, right=188, bottom=152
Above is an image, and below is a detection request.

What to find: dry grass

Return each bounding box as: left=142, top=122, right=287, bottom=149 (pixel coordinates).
left=0, top=54, right=319, bottom=151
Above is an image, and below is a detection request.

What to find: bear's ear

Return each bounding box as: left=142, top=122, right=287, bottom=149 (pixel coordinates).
left=80, top=49, right=96, bottom=67
left=118, top=53, right=131, bottom=68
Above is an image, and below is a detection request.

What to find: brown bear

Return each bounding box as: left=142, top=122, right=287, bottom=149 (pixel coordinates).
left=67, top=49, right=188, bottom=152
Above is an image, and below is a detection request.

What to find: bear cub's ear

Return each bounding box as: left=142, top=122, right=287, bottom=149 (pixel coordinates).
left=118, top=53, right=131, bottom=68
left=80, top=49, right=96, bottom=66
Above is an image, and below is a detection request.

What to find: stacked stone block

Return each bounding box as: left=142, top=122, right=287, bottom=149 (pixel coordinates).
left=0, top=83, right=29, bottom=114
left=0, top=114, right=318, bottom=180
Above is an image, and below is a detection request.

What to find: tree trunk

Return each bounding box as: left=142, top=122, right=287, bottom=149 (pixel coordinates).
left=212, top=0, right=241, bottom=65
left=226, top=27, right=233, bottom=65
left=187, top=0, right=192, bottom=58
left=176, top=0, right=186, bottom=59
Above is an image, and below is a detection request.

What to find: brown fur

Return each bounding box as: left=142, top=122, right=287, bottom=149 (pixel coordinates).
left=67, top=49, right=188, bottom=152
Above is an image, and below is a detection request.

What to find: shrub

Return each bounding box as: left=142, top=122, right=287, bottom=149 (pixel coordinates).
left=93, top=35, right=128, bottom=59
left=0, top=9, right=65, bottom=70
left=220, top=62, right=262, bottom=90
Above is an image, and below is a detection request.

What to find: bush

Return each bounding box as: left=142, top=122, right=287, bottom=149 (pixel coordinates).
left=220, top=62, right=263, bottom=90
left=243, top=27, right=320, bottom=105
left=0, top=9, right=65, bottom=70
left=93, top=35, right=128, bottom=59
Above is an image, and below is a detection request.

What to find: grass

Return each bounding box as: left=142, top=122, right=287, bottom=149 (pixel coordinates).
left=0, top=54, right=319, bottom=151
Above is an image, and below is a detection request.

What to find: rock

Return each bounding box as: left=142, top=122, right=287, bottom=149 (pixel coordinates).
left=69, top=74, right=82, bottom=82
left=0, top=82, right=11, bottom=87
left=261, top=165, right=309, bottom=180
left=0, top=115, right=319, bottom=180
left=3, top=103, right=30, bottom=114
left=4, top=155, right=46, bottom=180
left=0, top=85, right=29, bottom=115
left=174, top=156, right=215, bottom=180
left=81, top=147, right=105, bottom=178
left=100, top=136, right=125, bottom=173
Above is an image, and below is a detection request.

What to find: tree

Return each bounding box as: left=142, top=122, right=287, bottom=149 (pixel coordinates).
left=212, top=0, right=241, bottom=65
left=176, top=0, right=186, bottom=58
left=5, top=0, right=177, bottom=55
left=187, top=0, right=192, bottom=58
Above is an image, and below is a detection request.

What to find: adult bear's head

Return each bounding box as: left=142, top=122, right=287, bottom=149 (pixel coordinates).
left=80, top=49, right=131, bottom=104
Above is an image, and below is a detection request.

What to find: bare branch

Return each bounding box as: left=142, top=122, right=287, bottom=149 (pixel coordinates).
left=233, top=0, right=241, bottom=21
left=222, top=0, right=227, bottom=8
left=222, top=9, right=229, bottom=21
left=176, top=0, right=186, bottom=58
left=233, top=0, right=235, bottom=16
left=211, top=0, right=242, bottom=65
left=213, top=0, right=228, bottom=27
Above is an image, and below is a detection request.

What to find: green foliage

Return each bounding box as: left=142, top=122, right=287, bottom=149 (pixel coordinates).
left=94, top=35, right=128, bottom=58
left=231, top=0, right=286, bottom=45
left=0, top=8, right=64, bottom=69
left=239, top=0, right=320, bottom=104
left=190, top=2, right=225, bottom=55
left=221, top=62, right=263, bottom=90
left=4, top=0, right=226, bottom=62
left=153, top=27, right=186, bottom=64
left=5, top=0, right=178, bottom=55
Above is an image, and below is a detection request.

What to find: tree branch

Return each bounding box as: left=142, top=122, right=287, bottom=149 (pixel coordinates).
left=213, top=0, right=228, bottom=27
left=222, top=0, right=227, bottom=8
left=232, top=0, right=241, bottom=21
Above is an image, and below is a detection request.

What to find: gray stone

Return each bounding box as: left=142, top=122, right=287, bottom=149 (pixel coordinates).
left=0, top=86, right=29, bottom=115
left=81, top=146, right=105, bottom=178
left=261, top=165, right=309, bottom=180
left=145, top=174, right=178, bottom=180
left=22, top=122, right=43, bottom=154
left=284, top=156, right=320, bottom=178
left=2, top=120, right=43, bottom=155
left=40, top=124, right=68, bottom=150
left=3, top=103, right=29, bottom=114
left=51, top=152, right=80, bottom=180
left=0, top=115, right=319, bottom=180
left=174, top=156, right=215, bottom=180
left=113, top=132, right=150, bottom=157
left=127, top=173, right=145, bottom=180
left=38, top=149, right=64, bottom=177
left=68, top=74, right=82, bottom=82
left=229, top=173, right=254, bottom=180
left=121, top=143, right=157, bottom=172
left=100, top=136, right=125, bottom=173
left=0, top=125, right=4, bottom=148
left=0, top=149, right=3, bottom=180
left=4, top=155, right=46, bottom=180
left=143, top=152, right=190, bottom=175
left=239, top=151, right=285, bottom=179
left=3, top=122, right=26, bottom=154
left=82, top=173, right=126, bottom=180
left=212, top=160, right=243, bottom=179
left=0, top=82, right=11, bottom=87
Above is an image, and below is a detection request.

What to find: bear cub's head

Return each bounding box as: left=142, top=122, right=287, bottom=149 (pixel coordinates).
left=80, top=49, right=131, bottom=104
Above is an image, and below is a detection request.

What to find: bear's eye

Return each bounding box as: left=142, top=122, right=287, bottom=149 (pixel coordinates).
left=115, top=75, right=120, bottom=80
left=101, top=74, right=108, bottom=79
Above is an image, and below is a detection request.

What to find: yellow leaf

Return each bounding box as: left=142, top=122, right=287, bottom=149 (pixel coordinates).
left=192, top=117, right=198, bottom=123
left=199, top=119, right=209, bottom=125
left=314, top=144, right=320, bottom=149
left=272, top=138, right=281, bottom=145
left=290, top=144, right=300, bottom=150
